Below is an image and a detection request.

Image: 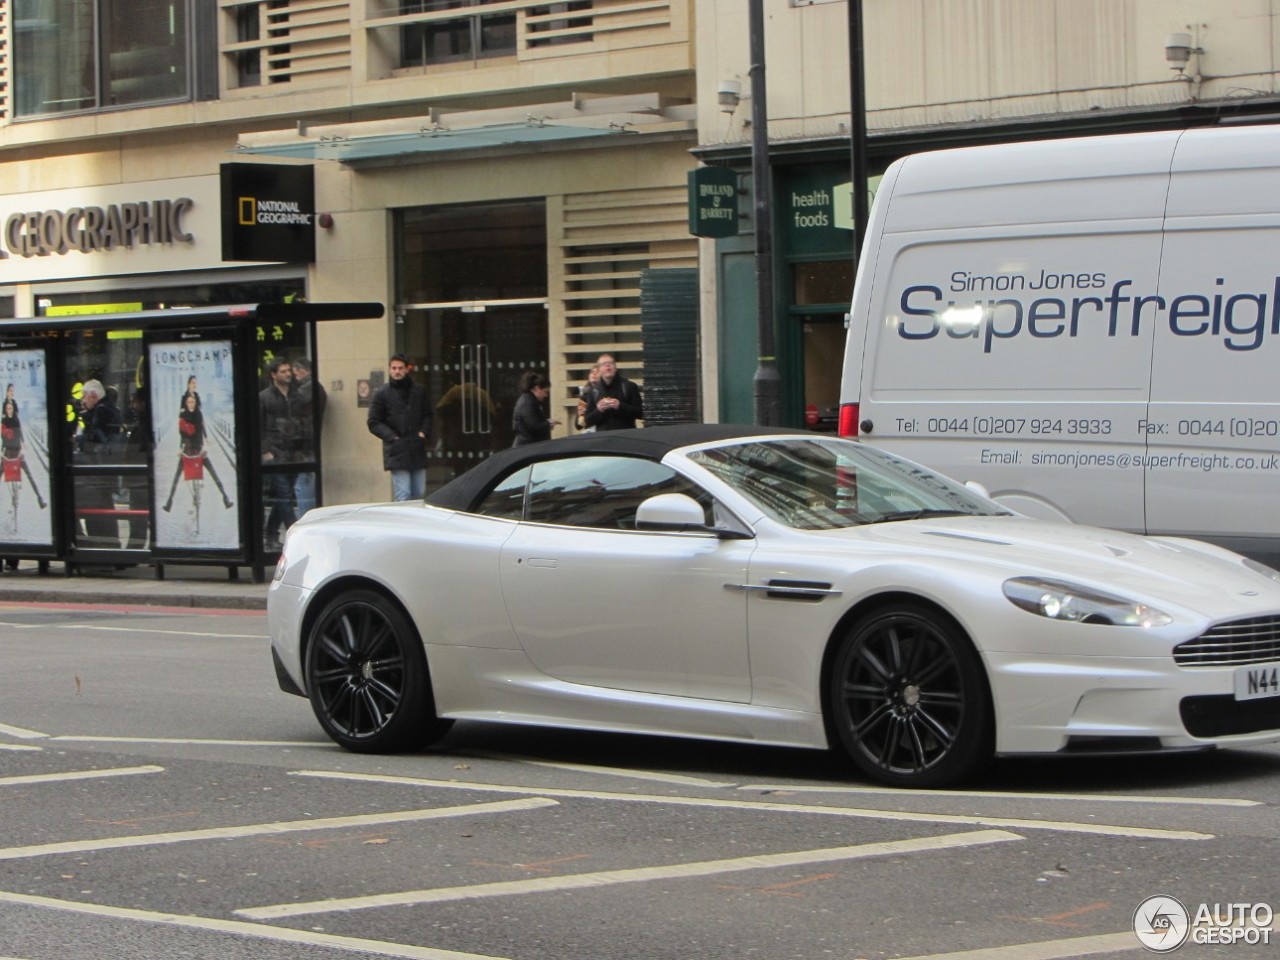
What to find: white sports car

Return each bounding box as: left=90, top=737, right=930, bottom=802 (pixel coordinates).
left=268, top=425, right=1280, bottom=787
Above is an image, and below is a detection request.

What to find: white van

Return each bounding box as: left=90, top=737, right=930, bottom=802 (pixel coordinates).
left=840, top=124, right=1280, bottom=565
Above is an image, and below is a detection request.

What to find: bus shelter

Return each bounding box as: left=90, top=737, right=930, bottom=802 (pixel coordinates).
left=0, top=301, right=382, bottom=583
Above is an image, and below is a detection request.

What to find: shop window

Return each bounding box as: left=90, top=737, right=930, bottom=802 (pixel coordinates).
left=792, top=260, right=853, bottom=307
left=0, top=298, right=13, bottom=319
left=398, top=201, right=546, bottom=303
left=13, top=0, right=191, bottom=118
left=399, top=0, right=516, bottom=67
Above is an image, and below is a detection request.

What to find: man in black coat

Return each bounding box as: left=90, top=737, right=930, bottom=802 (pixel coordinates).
left=367, top=353, right=432, bottom=500
left=259, top=357, right=298, bottom=548
left=583, top=353, right=643, bottom=431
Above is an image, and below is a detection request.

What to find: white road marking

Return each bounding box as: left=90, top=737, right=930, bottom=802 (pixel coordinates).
left=56, top=622, right=268, bottom=639
left=0, top=765, right=163, bottom=788
left=0, top=744, right=41, bottom=752
left=893, top=924, right=1276, bottom=960
left=740, top=783, right=1260, bottom=807
left=236, top=829, right=1021, bottom=920
left=0, top=889, right=509, bottom=960
left=467, top=751, right=736, bottom=788
left=0, top=722, right=48, bottom=740
left=291, top=770, right=1214, bottom=840
left=0, top=619, right=266, bottom=640
left=52, top=736, right=325, bottom=747
left=0, top=798, right=557, bottom=861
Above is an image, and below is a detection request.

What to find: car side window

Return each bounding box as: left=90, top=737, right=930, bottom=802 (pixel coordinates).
left=474, top=465, right=531, bottom=520
left=525, top=456, right=711, bottom=530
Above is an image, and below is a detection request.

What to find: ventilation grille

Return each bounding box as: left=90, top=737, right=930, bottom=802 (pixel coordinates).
left=1174, top=616, right=1280, bottom=667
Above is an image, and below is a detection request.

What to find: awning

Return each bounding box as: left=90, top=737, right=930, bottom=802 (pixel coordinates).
left=236, top=93, right=696, bottom=167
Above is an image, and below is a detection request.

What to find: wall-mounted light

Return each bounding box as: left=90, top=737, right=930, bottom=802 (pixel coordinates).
left=1165, top=28, right=1206, bottom=77
left=717, top=79, right=742, bottom=114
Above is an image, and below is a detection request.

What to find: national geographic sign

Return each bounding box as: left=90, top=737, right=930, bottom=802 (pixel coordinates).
left=220, top=163, right=316, bottom=263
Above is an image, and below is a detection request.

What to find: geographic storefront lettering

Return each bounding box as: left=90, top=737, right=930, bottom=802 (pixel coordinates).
left=2, top=199, right=194, bottom=258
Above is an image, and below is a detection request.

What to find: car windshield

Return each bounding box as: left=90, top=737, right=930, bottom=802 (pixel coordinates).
left=687, top=437, right=1010, bottom=530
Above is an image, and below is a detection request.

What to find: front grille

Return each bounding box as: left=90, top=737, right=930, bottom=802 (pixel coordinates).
left=1181, top=695, right=1280, bottom=738
left=1173, top=616, right=1280, bottom=667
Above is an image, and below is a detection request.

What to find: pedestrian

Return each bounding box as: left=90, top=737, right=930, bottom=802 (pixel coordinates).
left=259, top=357, right=297, bottom=549
left=291, top=357, right=327, bottom=515
left=583, top=353, right=643, bottom=431
left=576, top=363, right=600, bottom=432
left=511, top=371, right=560, bottom=446
left=367, top=353, right=432, bottom=501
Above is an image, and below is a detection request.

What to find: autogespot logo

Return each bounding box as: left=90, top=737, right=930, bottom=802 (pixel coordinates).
left=1134, top=895, right=1190, bottom=953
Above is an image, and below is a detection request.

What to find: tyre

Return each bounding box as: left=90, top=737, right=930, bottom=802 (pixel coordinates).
left=304, top=588, right=453, bottom=752
left=828, top=604, right=992, bottom=787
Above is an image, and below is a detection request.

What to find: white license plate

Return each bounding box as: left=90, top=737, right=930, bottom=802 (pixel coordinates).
left=1234, top=663, right=1280, bottom=701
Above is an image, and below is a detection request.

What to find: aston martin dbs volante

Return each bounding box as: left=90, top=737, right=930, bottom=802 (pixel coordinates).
left=268, top=425, right=1280, bottom=787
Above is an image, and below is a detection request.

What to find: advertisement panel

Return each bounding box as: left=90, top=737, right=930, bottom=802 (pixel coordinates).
left=220, top=163, right=316, bottom=263
left=0, top=347, right=53, bottom=546
left=149, top=337, right=240, bottom=550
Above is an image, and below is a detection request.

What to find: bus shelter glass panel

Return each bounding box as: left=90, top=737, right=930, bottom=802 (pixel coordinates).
left=65, top=329, right=150, bottom=552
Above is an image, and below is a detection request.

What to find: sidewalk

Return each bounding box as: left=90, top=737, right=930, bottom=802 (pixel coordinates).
left=0, top=561, right=269, bottom=610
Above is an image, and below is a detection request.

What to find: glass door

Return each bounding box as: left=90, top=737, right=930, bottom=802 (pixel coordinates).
left=402, top=303, right=548, bottom=490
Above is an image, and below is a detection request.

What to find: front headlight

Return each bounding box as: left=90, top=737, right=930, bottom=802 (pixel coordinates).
left=1003, top=577, right=1173, bottom=627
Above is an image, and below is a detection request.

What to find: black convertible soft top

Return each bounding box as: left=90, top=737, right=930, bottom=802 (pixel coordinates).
left=426, top=423, right=803, bottom=512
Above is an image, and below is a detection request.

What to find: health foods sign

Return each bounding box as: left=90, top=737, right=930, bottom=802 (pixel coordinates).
left=220, top=163, right=315, bottom=264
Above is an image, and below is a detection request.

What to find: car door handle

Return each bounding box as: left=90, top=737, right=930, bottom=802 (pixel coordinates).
left=725, top=581, right=841, bottom=599
left=521, top=558, right=559, bottom=568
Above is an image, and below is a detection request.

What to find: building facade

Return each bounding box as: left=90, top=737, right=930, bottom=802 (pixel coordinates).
left=696, top=0, right=1280, bottom=428
left=3, top=0, right=1280, bottom=527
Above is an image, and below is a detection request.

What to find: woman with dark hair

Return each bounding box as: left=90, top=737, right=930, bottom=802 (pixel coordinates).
left=162, top=393, right=233, bottom=512
left=180, top=375, right=201, bottom=413
left=511, top=371, right=559, bottom=447
left=0, top=394, right=47, bottom=512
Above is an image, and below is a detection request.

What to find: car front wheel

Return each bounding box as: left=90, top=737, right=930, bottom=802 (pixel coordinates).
left=304, top=588, right=453, bottom=752
left=828, top=604, right=991, bottom=787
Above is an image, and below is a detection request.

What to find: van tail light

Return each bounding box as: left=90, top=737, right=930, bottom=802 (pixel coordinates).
left=838, top=402, right=860, bottom=438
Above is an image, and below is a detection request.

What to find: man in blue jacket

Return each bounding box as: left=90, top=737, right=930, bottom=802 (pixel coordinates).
left=367, top=354, right=432, bottom=500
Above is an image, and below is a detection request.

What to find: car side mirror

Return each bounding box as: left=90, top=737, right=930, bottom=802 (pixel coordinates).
left=964, top=480, right=992, bottom=500
left=635, top=493, right=709, bottom=532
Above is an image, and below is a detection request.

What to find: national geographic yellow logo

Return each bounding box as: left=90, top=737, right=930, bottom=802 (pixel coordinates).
left=237, top=196, right=310, bottom=227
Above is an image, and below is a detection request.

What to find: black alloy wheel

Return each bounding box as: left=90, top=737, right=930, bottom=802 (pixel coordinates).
left=304, top=588, right=452, bottom=752
left=829, top=604, right=991, bottom=787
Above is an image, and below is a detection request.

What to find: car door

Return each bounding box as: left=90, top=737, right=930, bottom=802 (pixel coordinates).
left=498, top=455, right=754, bottom=702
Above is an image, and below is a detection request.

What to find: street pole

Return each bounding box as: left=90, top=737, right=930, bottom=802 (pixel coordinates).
left=749, top=0, right=781, bottom=426
left=847, top=0, right=869, bottom=256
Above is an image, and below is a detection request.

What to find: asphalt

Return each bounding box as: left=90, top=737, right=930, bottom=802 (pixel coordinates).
left=0, top=560, right=270, bottom=610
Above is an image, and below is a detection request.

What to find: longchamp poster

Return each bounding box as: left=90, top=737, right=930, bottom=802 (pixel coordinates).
left=149, top=339, right=240, bottom=550
left=0, top=348, right=52, bottom=546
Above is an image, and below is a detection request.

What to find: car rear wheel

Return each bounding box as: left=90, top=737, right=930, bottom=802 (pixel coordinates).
left=828, top=604, right=991, bottom=787
left=304, top=589, right=453, bottom=752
